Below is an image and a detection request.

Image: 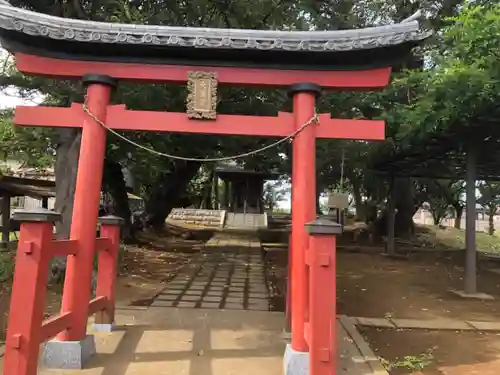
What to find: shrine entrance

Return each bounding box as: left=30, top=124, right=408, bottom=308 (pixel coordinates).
left=0, top=2, right=427, bottom=375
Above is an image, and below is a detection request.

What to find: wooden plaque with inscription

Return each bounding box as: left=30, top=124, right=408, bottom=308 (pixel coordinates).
left=186, top=71, right=218, bottom=120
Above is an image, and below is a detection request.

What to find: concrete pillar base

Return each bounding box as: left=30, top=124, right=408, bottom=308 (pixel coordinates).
left=284, top=344, right=309, bottom=375
left=42, top=335, right=96, bottom=369
left=93, top=322, right=116, bottom=332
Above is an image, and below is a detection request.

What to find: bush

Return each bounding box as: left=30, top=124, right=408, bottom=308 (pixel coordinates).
left=0, top=251, right=14, bottom=283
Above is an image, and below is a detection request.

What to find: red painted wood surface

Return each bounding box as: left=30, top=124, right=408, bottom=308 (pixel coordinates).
left=15, top=53, right=392, bottom=89
left=3, top=222, right=54, bottom=375
left=15, top=105, right=385, bottom=140
left=58, top=82, right=112, bottom=342
left=95, top=223, right=121, bottom=324
left=95, top=237, right=112, bottom=253
left=290, top=90, right=317, bottom=352
left=39, top=312, right=72, bottom=343
left=307, top=233, right=337, bottom=375
left=285, top=232, right=292, bottom=334
left=87, top=297, right=108, bottom=316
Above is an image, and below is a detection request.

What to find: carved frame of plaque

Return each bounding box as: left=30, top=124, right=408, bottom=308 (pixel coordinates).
left=186, top=71, right=218, bottom=120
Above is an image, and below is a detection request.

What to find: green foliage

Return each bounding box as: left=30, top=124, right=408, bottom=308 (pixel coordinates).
left=0, top=111, right=55, bottom=168
left=0, top=251, right=14, bottom=283
left=478, top=182, right=500, bottom=235
left=1, top=0, right=492, bottom=227
left=381, top=350, right=435, bottom=372
left=388, top=4, right=500, bottom=145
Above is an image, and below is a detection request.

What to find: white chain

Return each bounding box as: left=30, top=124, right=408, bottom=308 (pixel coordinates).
left=82, top=101, right=319, bottom=163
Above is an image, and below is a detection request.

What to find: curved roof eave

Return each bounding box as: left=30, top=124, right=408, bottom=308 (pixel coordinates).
left=0, top=2, right=430, bottom=54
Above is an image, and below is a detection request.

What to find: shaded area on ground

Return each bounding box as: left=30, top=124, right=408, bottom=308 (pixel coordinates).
left=0, top=225, right=213, bottom=342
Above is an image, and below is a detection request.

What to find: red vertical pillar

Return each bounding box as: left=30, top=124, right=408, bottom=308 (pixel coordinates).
left=305, top=218, right=342, bottom=375
left=94, top=216, right=123, bottom=330
left=285, top=230, right=292, bottom=334
left=289, top=83, right=321, bottom=352
left=58, top=74, right=116, bottom=341
left=3, top=209, right=60, bottom=375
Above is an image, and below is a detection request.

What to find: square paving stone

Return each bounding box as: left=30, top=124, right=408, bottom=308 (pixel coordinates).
left=182, top=295, right=202, bottom=302
left=200, top=302, right=220, bottom=309
left=248, top=293, right=268, bottom=299
left=204, top=296, right=222, bottom=302
left=226, top=298, right=244, bottom=304
left=151, top=300, right=175, bottom=307
left=185, top=290, right=203, bottom=295
left=466, top=321, right=500, bottom=331
left=355, top=317, right=395, bottom=328
left=392, top=319, right=470, bottom=330
left=177, top=301, right=196, bottom=308
left=223, top=303, right=244, bottom=310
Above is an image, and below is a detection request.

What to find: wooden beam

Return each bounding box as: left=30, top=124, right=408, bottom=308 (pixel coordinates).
left=15, top=53, right=393, bottom=89
left=15, top=104, right=84, bottom=128
left=15, top=105, right=385, bottom=141
left=1, top=195, right=11, bottom=247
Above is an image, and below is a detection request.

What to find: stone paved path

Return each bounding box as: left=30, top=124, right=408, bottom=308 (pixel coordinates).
left=151, top=232, right=269, bottom=311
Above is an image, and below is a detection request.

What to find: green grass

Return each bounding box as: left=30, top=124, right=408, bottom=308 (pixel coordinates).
left=414, top=225, right=500, bottom=253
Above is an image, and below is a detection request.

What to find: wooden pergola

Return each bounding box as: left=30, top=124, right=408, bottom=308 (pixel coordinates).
left=0, top=175, right=55, bottom=248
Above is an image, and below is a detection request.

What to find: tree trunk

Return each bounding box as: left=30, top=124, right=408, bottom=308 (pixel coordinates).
left=488, top=207, right=495, bottom=236
left=454, top=205, right=463, bottom=229
left=146, top=161, right=201, bottom=229
left=200, top=169, right=214, bottom=209
left=51, top=129, right=80, bottom=283
left=103, top=158, right=134, bottom=242
left=54, top=129, right=81, bottom=239
left=351, top=176, right=364, bottom=221
left=393, top=178, right=418, bottom=237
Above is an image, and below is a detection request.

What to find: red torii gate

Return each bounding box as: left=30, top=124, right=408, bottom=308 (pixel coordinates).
left=0, top=3, right=427, bottom=375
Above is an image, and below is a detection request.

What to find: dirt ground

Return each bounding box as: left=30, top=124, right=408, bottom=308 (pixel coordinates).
left=362, top=327, right=500, bottom=375
left=0, top=226, right=210, bottom=343
left=264, top=236, right=500, bottom=374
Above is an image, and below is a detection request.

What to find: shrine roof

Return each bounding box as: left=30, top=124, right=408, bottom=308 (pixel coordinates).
left=0, top=2, right=430, bottom=70
left=215, top=164, right=280, bottom=180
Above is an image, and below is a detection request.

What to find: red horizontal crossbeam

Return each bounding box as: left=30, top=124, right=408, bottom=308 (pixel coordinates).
left=15, top=105, right=385, bottom=141
left=15, top=53, right=392, bottom=89
left=51, top=240, right=78, bottom=256
left=88, top=296, right=108, bottom=316
left=39, top=312, right=72, bottom=342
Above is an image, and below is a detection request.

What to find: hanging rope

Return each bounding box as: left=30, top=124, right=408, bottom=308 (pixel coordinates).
left=82, top=98, right=319, bottom=163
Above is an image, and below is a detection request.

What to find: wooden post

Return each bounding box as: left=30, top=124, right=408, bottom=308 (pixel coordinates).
left=465, top=147, right=477, bottom=294
left=386, top=176, right=396, bottom=256
left=94, top=216, right=123, bottom=330
left=58, top=74, right=116, bottom=341
left=289, top=83, right=320, bottom=352
left=305, top=218, right=342, bottom=375
left=1, top=194, right=11, bottom=247
left=3, top=209, right=60, bottom=375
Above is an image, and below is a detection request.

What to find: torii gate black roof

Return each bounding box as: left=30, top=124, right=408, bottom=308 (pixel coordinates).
left=0, top=1, right=429, bottom=70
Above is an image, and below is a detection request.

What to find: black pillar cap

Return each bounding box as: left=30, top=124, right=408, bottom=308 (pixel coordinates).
left=98, top=215, right=125, bottom=226
left=287, top=83, right=322, bottom=98
left=304, top=218, right=343, bottom=235
left=82, top=74, right=118, bottom=88
left=12, top=208, right=61, bottom=223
